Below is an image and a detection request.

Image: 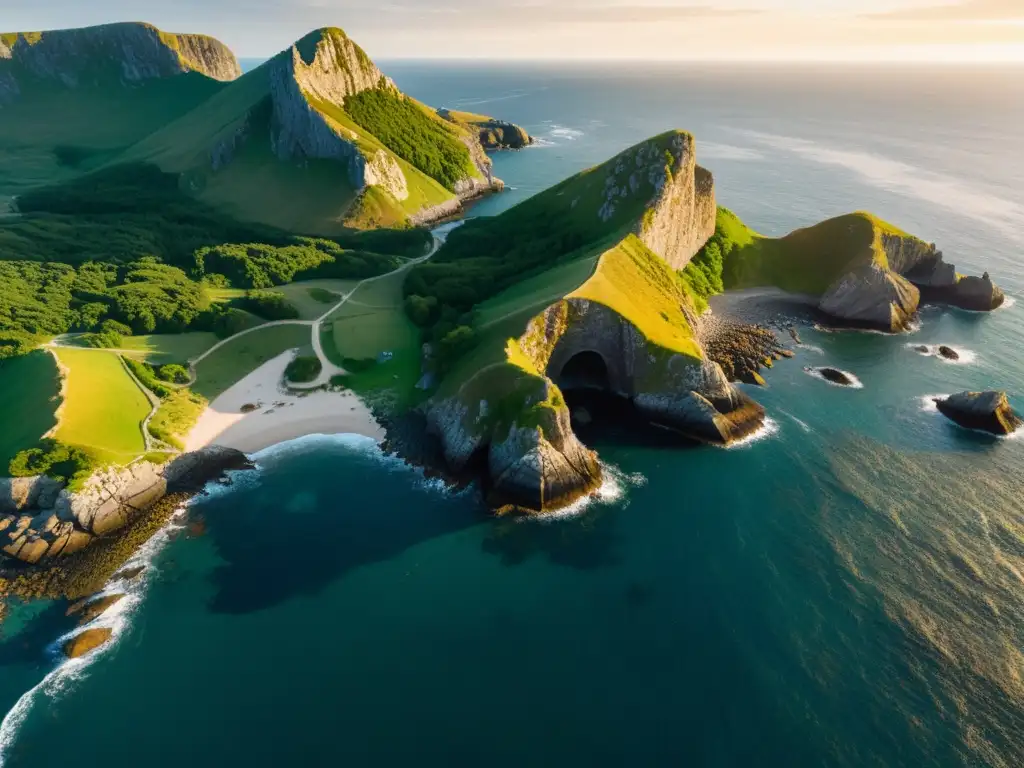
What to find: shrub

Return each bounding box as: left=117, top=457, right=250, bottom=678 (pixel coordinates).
left=284, top=355, right=322, bottom=383
left=404, top=294, right=438, bottom=327
left=235, top=291, right=300, bottom=321
left=8, top=438, right=95, bottom=486
left=123, top=357, right=173, bottom=398
left=157, top=364, right=190, bottom=384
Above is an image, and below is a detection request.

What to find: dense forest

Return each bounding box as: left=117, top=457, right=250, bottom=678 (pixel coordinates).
left=344, top=88, right=477, bottom=192
left=0, top=162, right=430, bottom=358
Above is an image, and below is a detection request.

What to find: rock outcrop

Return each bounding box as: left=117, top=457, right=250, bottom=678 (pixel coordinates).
left=0, top=22, right=240, bottom=106
left=819, top=228, right=1003, bottom=331
left=437, top=109, right=533, bottom=150
left=934, top=391, right=1022, bottom=436
left=637, top=134, right=716, bottom=270
left=63, top=627, right=112, bottom=658
left=0, top=446, right=250, bottom=565
left=67, top=593, right=124, bottom=625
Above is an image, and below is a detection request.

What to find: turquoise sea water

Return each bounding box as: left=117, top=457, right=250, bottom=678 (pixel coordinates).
left=2, top=63, right=1024, bottom=767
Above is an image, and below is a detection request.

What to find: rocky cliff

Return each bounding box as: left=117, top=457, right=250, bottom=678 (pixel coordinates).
left=0, top=22, right=240, bottom=105
left=0, top=446, right=249, bottom=565
left=424, top=232, right=763, bottom=515
left=437, top=109, right=534, bottom=150
left=818, top=227, right=1004, bottom=331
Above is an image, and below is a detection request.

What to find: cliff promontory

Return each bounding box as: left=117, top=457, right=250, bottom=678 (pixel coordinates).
left=413, top=132, right=760, bottom=514
left=437, top=109, right=534, bottom=150
left=713, top=210, right=1003, bottom=332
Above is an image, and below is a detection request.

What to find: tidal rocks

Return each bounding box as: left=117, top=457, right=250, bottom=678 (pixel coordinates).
left=67, top=593, right=124, bottom=625
left=63, top=628, right=113, bottom=659
left=934, top=391, right=1023, bottom=436
left=699, top=317, right=791, bottom=385
left=0, top=446, right=251, bottom=566
left=938, top=346, right=960, bottom=361
left=808, top=367, right=857, bottom=387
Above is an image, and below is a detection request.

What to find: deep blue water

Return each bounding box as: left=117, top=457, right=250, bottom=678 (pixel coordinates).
left=2, top=62, right=1024, bottom=767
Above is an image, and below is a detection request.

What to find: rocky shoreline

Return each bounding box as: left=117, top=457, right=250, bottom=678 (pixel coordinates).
left=0, top=447, right=254, bottom=602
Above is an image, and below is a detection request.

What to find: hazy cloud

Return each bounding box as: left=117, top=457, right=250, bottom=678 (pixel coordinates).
left=867, top=0, right=1024, bottom=21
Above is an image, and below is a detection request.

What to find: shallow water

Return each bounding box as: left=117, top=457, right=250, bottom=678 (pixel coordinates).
left=3, top=62, right=1024, bottom=767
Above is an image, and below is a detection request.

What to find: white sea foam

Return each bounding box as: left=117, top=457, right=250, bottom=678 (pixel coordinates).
left=547, top=125, right=583, bottom=141
left=780, top=410, right=813, bottom=433
left=803, top=367, right=865, bottom=389
left=722, top=416, right=781, bottom=450
left=0, top=506, right=190, bottom=766
left=999, top=295, right=1017, bottom=311
left=919, top=394, right=948, bottom=413
left=534, top=463, right=646, bottom=521
left=905, top=343, right=977, bottom=365
left=797, top=344, right=825, bottom=355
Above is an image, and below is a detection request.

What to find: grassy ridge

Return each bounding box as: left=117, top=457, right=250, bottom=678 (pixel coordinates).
left=711, top=208, right=920, bottom=296
left=570, top=235, right=702, bottom=360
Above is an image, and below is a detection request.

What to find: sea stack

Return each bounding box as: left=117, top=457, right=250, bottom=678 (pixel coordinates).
left=934, top=391, right=1023, bottom=436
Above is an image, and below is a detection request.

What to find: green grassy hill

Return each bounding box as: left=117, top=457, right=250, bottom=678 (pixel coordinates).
left=120, top=27, right=494, bottom=233
left=0, top=23, right=239, bottom=205
left=711, top=208, right=919, bottom=295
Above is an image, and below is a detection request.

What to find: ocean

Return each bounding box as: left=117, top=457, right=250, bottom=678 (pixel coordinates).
left=2, top=62, right=1024, bottom=767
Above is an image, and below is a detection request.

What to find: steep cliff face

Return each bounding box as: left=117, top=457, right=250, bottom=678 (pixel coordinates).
left=0, top=446, right=249, bottom=565
left=638, top=133, right=717, bottom=270
left=424, top=231, right=764, bottom=515
left=0, top=22, right=240, bottom=103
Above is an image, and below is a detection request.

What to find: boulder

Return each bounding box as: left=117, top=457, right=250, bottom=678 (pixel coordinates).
left=810, top=367, right=856, bottom=387
left=934, top=391, right=1022, bottom=436
left=819, top=264, right=919, bottom=332
left=0, top=476, right=64, bottom=515
left=938, top=345, right=960, bottom=361
left=63, top=628, right=113, bottom=659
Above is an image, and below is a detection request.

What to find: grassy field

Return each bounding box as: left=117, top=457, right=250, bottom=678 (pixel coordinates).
left=191, top=324, right=311, bottom=400
left=149, top=389, right=207, bottom=450
left=0, top=351, right=61, bottom=470
left=321, top=270, right=424, bottom=406
left=118, top=333, right=220, bottom=365
left=52, top=348, right=150, bottom=460
left=276, top=280, right=358, bottom=319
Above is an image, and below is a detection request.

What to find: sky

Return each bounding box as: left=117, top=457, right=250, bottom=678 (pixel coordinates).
left=3, top=0, right=1024, bottom=62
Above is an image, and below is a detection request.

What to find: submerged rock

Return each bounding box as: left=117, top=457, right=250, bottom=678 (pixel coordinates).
left=67, top=594, right=124, bottom=625
left=63, top=627, right=113, bottom=659
left=112, top=566, right=146, bottom=583
left=934, top=391, right=1022, bottom=436
left=914, top=345, right=930, bottom=353
left=938, top=345, right=960, bottom=361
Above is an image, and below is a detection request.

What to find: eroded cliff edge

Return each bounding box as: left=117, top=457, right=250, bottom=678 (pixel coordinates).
left=0, top=22, right=240, bottom=105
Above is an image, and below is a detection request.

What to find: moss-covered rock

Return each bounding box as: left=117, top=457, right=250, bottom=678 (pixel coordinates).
left=63, top=627, right=112, bottom=658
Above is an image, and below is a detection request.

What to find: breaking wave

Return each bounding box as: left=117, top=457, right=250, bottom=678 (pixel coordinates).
left=535, top=462, right=647, bottom=521
left=723, top=416, right=781, bottom=450
left=906, top=343, right=978, bottom=364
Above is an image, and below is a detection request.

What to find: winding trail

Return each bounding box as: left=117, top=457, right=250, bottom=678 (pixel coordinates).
left=39, top=221, right=462, bottom=455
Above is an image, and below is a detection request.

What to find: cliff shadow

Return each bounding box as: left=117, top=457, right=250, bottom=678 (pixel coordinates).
left=0, top=601, right=76, bottom=666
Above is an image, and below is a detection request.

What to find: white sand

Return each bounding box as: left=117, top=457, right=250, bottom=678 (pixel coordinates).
left=185, top=351, right=384, bottom=454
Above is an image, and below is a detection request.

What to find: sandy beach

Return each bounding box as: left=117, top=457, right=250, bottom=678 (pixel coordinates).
left=185, top=351, right=384, bottom=454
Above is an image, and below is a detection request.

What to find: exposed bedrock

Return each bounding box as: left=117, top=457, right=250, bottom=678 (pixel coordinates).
left=0, top=22, right=241, bottom=100
left=819, top=234, right=1004, bottom=331
left=934, top=391, right=1022, bottom=436
left=639, top=133, right=716, bottom=270
left=0, top=446, right=251, bottom=565
left=424, top=298, right=764, bottom=514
